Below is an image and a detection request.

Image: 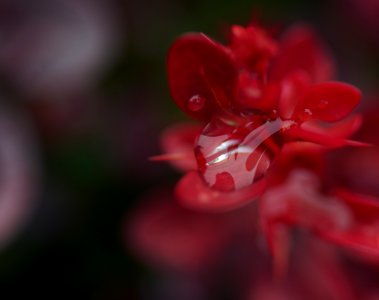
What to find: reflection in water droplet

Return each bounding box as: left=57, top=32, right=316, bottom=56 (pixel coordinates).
left=195, top=117, right=289, bottom=191
left=187, top=95, right=206, bottom=112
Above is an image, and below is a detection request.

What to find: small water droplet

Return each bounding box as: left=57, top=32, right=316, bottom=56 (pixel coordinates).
left=187, top=95, right=206, bottom=112
left=318, top=99, right=329, bottom=109
left=303, top=108, right=312, bottom=117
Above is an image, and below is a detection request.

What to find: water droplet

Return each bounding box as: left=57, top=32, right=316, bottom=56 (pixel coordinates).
left=318, top=99, right=329, bottom=109
left=303, top=108, right=313, bottom=117
left=195, top=117, right=286, bottom=191
left=187, top=95, right=206, bottom=112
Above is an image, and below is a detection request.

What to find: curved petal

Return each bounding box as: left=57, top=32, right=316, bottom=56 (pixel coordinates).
left=301, top=114, right=363, bottom=140
left=176, top=171, right=266, bottom=212
left=167, top=33, right=238, bottom=120
left=293, top=82, right=361, bottom=122
left=270, top=25, right=335, bottom=82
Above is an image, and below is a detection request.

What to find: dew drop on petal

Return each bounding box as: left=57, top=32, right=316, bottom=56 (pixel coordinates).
left=195, top=117, right=286, bottom=191
left=187, top=95, right=206, bottom=112
left=318, top=99, right=329, bottom=109
left=299, top=108, right=313, bottom=121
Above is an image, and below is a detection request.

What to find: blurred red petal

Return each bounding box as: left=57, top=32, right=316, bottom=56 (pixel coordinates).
left=294, top=82, right=361, bottom=122
left=271, top=25, right=335, bottom=82
left=167, top=33, right=238, bottom=120
left=267, top=142, right=325, bottom=185
left=236, top=72, right=280, bottom=112
left=319, top=190, right=379, bottom=260
left=158, top=123, right=202, bottom=172
left=127, top=191, right=228, bottom=271
left=127, top=189, right=258, bottom=272
left=261, top=170, right=353, bottom=237
left=278, top=71, right=311, bottom=120
left=331, top=189, right=379, bottom=224
left=229, top=25, right=278, bottom=73
left=285, top=126, right=367, bottom=148
left=176, top=171, right=266, bottom=212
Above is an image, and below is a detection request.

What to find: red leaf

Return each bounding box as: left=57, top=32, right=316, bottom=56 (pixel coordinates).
left=294, top=82, right=361, bottom=122
left=167, top=33, right=238, bottom=120
left=176, top=171, right=266, bottom=212
left=270, top=25, right=335, bottom=82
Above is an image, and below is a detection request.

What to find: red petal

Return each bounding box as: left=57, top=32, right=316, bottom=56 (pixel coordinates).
left=229, top=25, right=278, bottom=73
left=332, top=189, right=379, bottom=221
left=167, top=33, right=238, bottom=120
left=301, top=114, right=363, bottom=140
left=267, top=142, right=325, bottom=185
left=127, top=190, right=228, bottom=271
left=236, top=71, right=280, bottom=112
left=271, top=25, right=335, bottom=82
left=277, top=70, right=311, bottom=119
left=176, top=171, right=266, bottom=212
left=319, top=190, right=379, bottom=260
left=285, top=126, right=369, bottom=148
left=157, top=123, right=201, bottom=172
left=294, top=82, right=361, bottom=122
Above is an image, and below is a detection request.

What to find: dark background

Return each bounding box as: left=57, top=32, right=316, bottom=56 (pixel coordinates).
left=0, top=0, right=378, bottom=298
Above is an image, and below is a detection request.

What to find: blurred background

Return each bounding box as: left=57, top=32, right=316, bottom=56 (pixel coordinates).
left=0, top=0, right=378, bottom=299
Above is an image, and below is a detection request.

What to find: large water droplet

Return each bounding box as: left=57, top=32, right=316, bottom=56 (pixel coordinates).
left=195, top=117, right=287, bottom=191
left=187, top=95, right=206, bottom=112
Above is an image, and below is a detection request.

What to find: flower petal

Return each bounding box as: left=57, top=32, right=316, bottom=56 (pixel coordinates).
left=127, top=190, right=229, bottom=271
left=267, top=142, right=325, bottom=185
left=229, top=25, right=278, bottom=73
left=176, top=171, right=266, bottom=212
left=284, top=126, right=368, bottom=148
left=301, top=114, right=363, bottom=140
left=155, top=123, right=201, bottom=172
left=270, top=25, right=335, bottom=82
left=294, top=82, right=361, bottom=122
left=319, top=189, right=379, bottom=260
left=167, top=33, right=238, bottom=120
left=277, top=70, right=311, bottom=119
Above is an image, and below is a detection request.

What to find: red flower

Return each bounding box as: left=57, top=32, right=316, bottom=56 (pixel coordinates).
left=154, top=21, right=379, bottom=265
left=164, top=23, right=362, bottom=211
left=132, top=20, right=379, bottom=299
